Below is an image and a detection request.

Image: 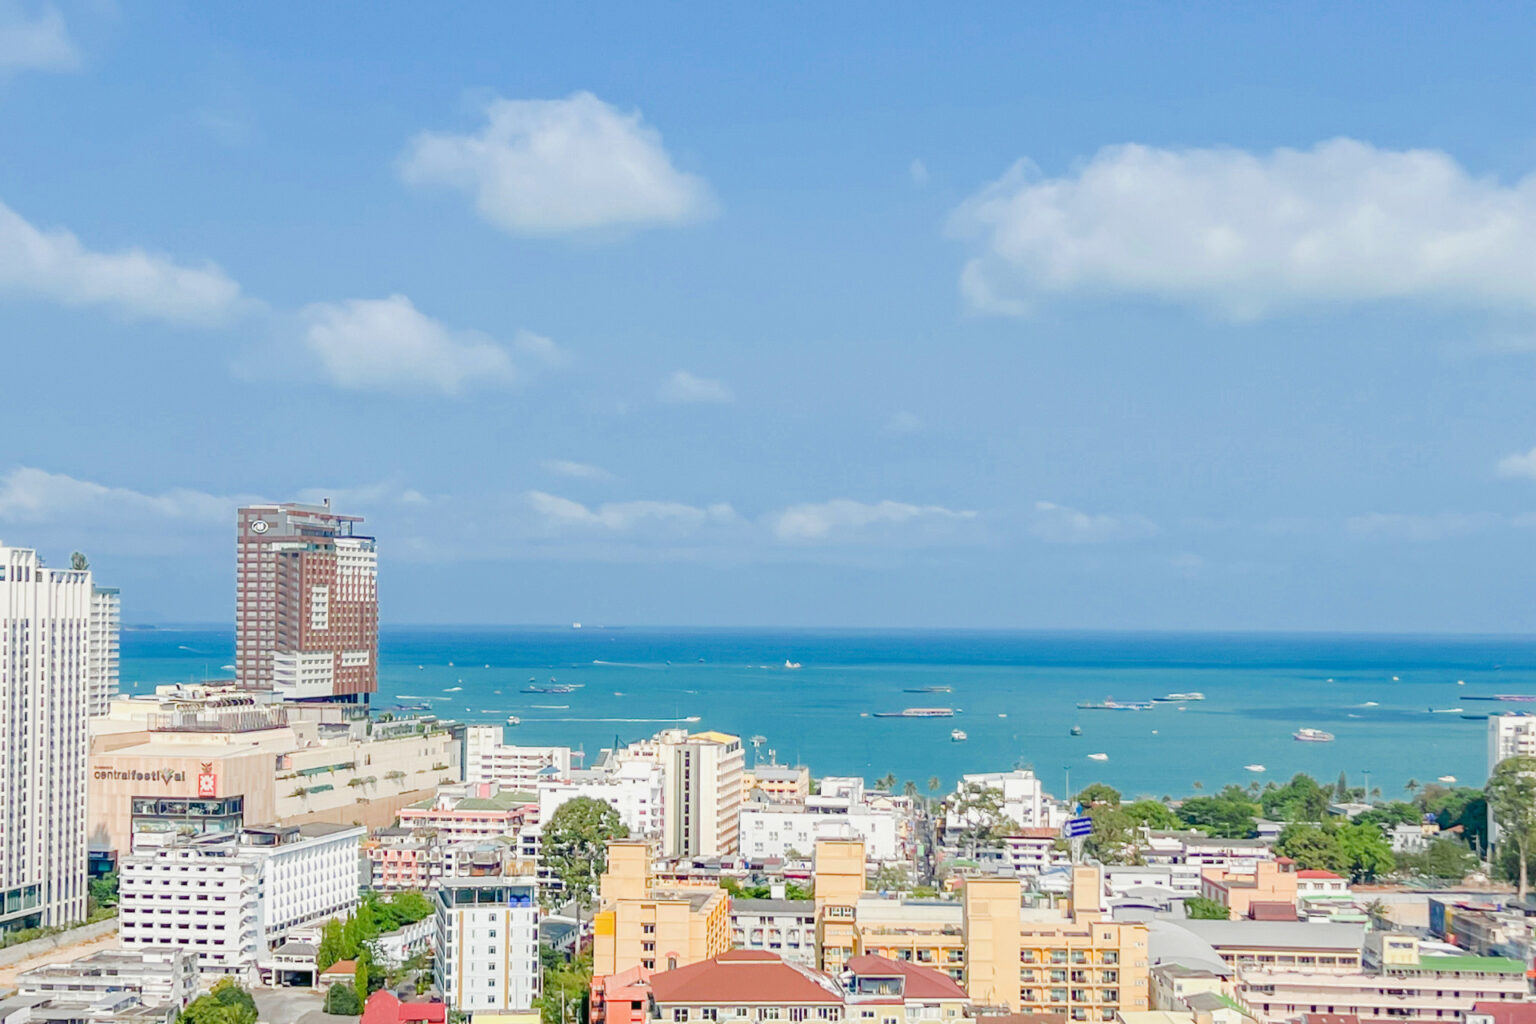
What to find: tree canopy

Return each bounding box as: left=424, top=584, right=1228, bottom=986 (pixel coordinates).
left=1178, top=786, right=1258, bottom=838
left=1185, top=896, right=1230, bottom=920
left=177, top=978, right=257, bottom=1024
left=1260, top=774, right=1333, bottom=822
left=1487, top=756, right=1536, bottom=900
left=543, top=796, right=630, bottom=910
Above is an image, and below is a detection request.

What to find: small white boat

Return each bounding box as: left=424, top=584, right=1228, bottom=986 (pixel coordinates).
left=1438, top=775, right=1457, bottom=783
left=950, top=729, right=968, bottom=742
left=1088, top=752, right=1109, bottom=761
left=784, top=660, right=803, bottom=669
left=1245, top=764, right=1266, bottom=772
left=448, top=662, right=454, bottom=667
left=1392, top=675, right=1400, bottom=681
left=999, top=713, right=1008, bottom=718
left=445, top=686, right=463, bottom=693
left=1152, top=692, right=1206, bottom=702
left=1428, top=707, right=1463, bottom=714
left=1358, top=701, right=1379, bottom=707
left=506, top=715, right=520, bottom=725
left=1294, top=728, right=1334, bottom=742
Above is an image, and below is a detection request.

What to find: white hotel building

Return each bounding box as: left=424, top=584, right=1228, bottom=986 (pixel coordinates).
left=0, top=543, right=114, bottom=931
left=434, top=875, right=541, bottom=1018
left=119, top=822, right=363, bottom=977
left=462, top=727, right=573, bottom=790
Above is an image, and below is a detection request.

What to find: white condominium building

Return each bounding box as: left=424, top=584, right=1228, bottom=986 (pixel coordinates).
left=17, top=947, right=198, bottom=1009
left=739, top=801, right=901, bottom=862
left=1488, top=713, right=1536, bottom=773
left=434, top=875, right=541, bottom=1018
left=624, top=728, right=743, bottom=858
left=0, top=542, right=108, bottom=931
left=536, top=759, right=664, bottom=837
left=87, top=585, right=120, bottom=716
left=462, top=727, right=573, bottom=790
left=119, top=823, right=363, bottom=976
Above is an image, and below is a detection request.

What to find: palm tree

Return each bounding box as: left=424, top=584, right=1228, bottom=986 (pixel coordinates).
left=1406, top=779, right=1420, bottom=795
left=877, top=772, right=898, bottom=792
left=904, top=780, right=919, bottom=799
left=1192, top=781, right=1204, bottom=791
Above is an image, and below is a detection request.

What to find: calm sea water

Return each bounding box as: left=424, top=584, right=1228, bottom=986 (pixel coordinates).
left=121, top=628, right=1536, bottom=802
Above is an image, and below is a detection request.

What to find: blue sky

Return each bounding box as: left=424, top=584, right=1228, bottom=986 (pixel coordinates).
left=4, top=2, right=1536, bottom=630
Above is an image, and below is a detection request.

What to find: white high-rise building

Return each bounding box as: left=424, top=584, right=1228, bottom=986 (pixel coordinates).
left=87, top=586, right=119, bottom=717
left=536, top=759, right=664, bottom=837
left=434, top=875, right=541, bottom=1018
left=0, top=543, right=102, bottom=930
left=462, top=727, right=572, bottom=790
left=622, top=728, right=743, bottom=858
left=1488, top=713, right=1536, bottom=774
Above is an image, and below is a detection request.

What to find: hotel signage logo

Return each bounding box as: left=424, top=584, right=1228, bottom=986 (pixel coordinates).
left=197, top=762, right=217, bottom=797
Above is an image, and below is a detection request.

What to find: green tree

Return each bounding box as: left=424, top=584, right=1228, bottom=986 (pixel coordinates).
left=1355, top=802, right=1423, bottom=828
left=1185, top=896, right=1230, bottom=920
left=1275, top=823, right=1346, bottom=872
left=877, top=773, right=898, bottom=792
left=903, top=780, right=919, bottom=799
left=1395, top=837, right=1477, bottom=881
left=1076, top=783, right=1121, bottom=808
left=324, top=983, right=362, bottom=1015
left=1261, top=774, right=1333, bottom=822
left=356, top=945, right=378, bottom=996
left=541, top=944, right=593, bottom=1024
left=1487, top=756, right=1536, bottom=900
left=1417, top=786, right=1490, bottom=853
left=951, top=783, right=1015, bottom=856
left=927, top=776, right=942, bottom=799
left=1122, top=799, right=1180, bottom=830
left=317, top=917, right=345, bottom=971
left=543, top=797, right=630, bottom=912
left=178, top=978, right=258, bottom=1024
left=1337, top=822, right=1395, bottom=881
left=1178, top=786, right=1258, bottom=839
left=869, top=864, right=911, bottom=892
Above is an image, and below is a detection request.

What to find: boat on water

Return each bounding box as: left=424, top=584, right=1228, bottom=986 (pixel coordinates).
left=1438, top=775, right=1457, bottom=783
left=950, top=729, right=968, bottom=742
left=1461, top=713, right=1490, bottom=721
left=506, top=715, right=520, bottom=725
left=1077, top=699, right=1154, bottom=711
left=904, top=685, right=953, bottom=693
left=1497, top=694, right=1536, bottom=702
left=784, top=660, right=803, bottom=669
left=1087, top=752, right=1109, bottom=761
left=531, top=704, right=569, bottom=709
left=444, top=686, right=463, bottom=693
left=1070, top=725, right=1083, bottom=736
left=1428, top=707, right=1464, bottom=714
left=1294, top=728, right=1335, bottom=742
left=1152, top=692, right=1206, bottom=702
left=523, top=684, right=578, bottom=694
left=871, top=707, right=955, bottom=718
left=1244, top=764, right=1266, bottom=772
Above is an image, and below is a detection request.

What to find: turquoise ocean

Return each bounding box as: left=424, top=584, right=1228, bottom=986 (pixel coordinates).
left=121, top=628, right=1536, bottom=801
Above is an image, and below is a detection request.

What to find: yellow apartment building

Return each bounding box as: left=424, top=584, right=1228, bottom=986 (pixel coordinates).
left=593, top=839, right=732, bottom=978
left=963, top=867, right=1150, bottom=1021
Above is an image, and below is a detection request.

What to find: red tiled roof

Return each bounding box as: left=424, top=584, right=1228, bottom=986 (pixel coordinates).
left=648, top=950, right=841, bottom=1004
left=844, top=955, right=969, bottom=1000
left=323, top=959, right=358, bottom=976
left=1301, top=1015, right=1358, bottom=1024
left=362, top=990, right=448, bottom=1023
left=1296, top=870, right=1343, bottom=879
left=1472, top=1003, right=1536, bottom=1024
left=1249, top=901, right=1299, bottom=921
left=1009, top=828, right=1059, bottom=840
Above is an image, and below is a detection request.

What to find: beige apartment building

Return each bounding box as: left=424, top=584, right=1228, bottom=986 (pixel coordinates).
left=745, top=765, right=811, bottom=803
left=963, top=868, right=1150, bottom=1020
left=593, top=840, right=732, bottom=978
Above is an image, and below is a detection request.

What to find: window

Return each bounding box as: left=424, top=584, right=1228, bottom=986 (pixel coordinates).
left=674, top=1011, right=689, bottom=1022
left=702, top=1010, right=718, bottom=1021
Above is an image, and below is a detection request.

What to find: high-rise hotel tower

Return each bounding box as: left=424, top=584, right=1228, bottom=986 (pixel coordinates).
left=235, top=501, right=377, bottom=703
left=0, top=543, right=114, bottom=930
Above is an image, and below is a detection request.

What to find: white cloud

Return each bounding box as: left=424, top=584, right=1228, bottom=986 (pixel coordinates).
left=513, top=330, right=567, bottom=369
left=0, top=467, right=244, bottom=527
left=909, top=158, right=929, bottom=187
left=528, top=491, right=738, bottom=533
left=772, top=499, right=977, bottom=544
left=1496, top=447, right=1536, bottom=480
left=297, top=295, right=517, bottom=395
left=1029, top=501, right=1158, bottom=544
left=1345, top=512, right=1500, bottom=542
left=0, top=4, right=78, bottom=73
left=884, top=411, right=923, bottom=435
left=951, top=138, right=1536, bottom=319
left=540, top=460, right=613, bottom=482
left=400, top=91, right=715, bottom=236
left=658, top=370, right=733, bottom=405
left=0, top=200, right=241, bottom=323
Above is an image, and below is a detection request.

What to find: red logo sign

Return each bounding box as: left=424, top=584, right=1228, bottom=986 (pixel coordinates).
left=197, top=762, right=216, bottom=797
